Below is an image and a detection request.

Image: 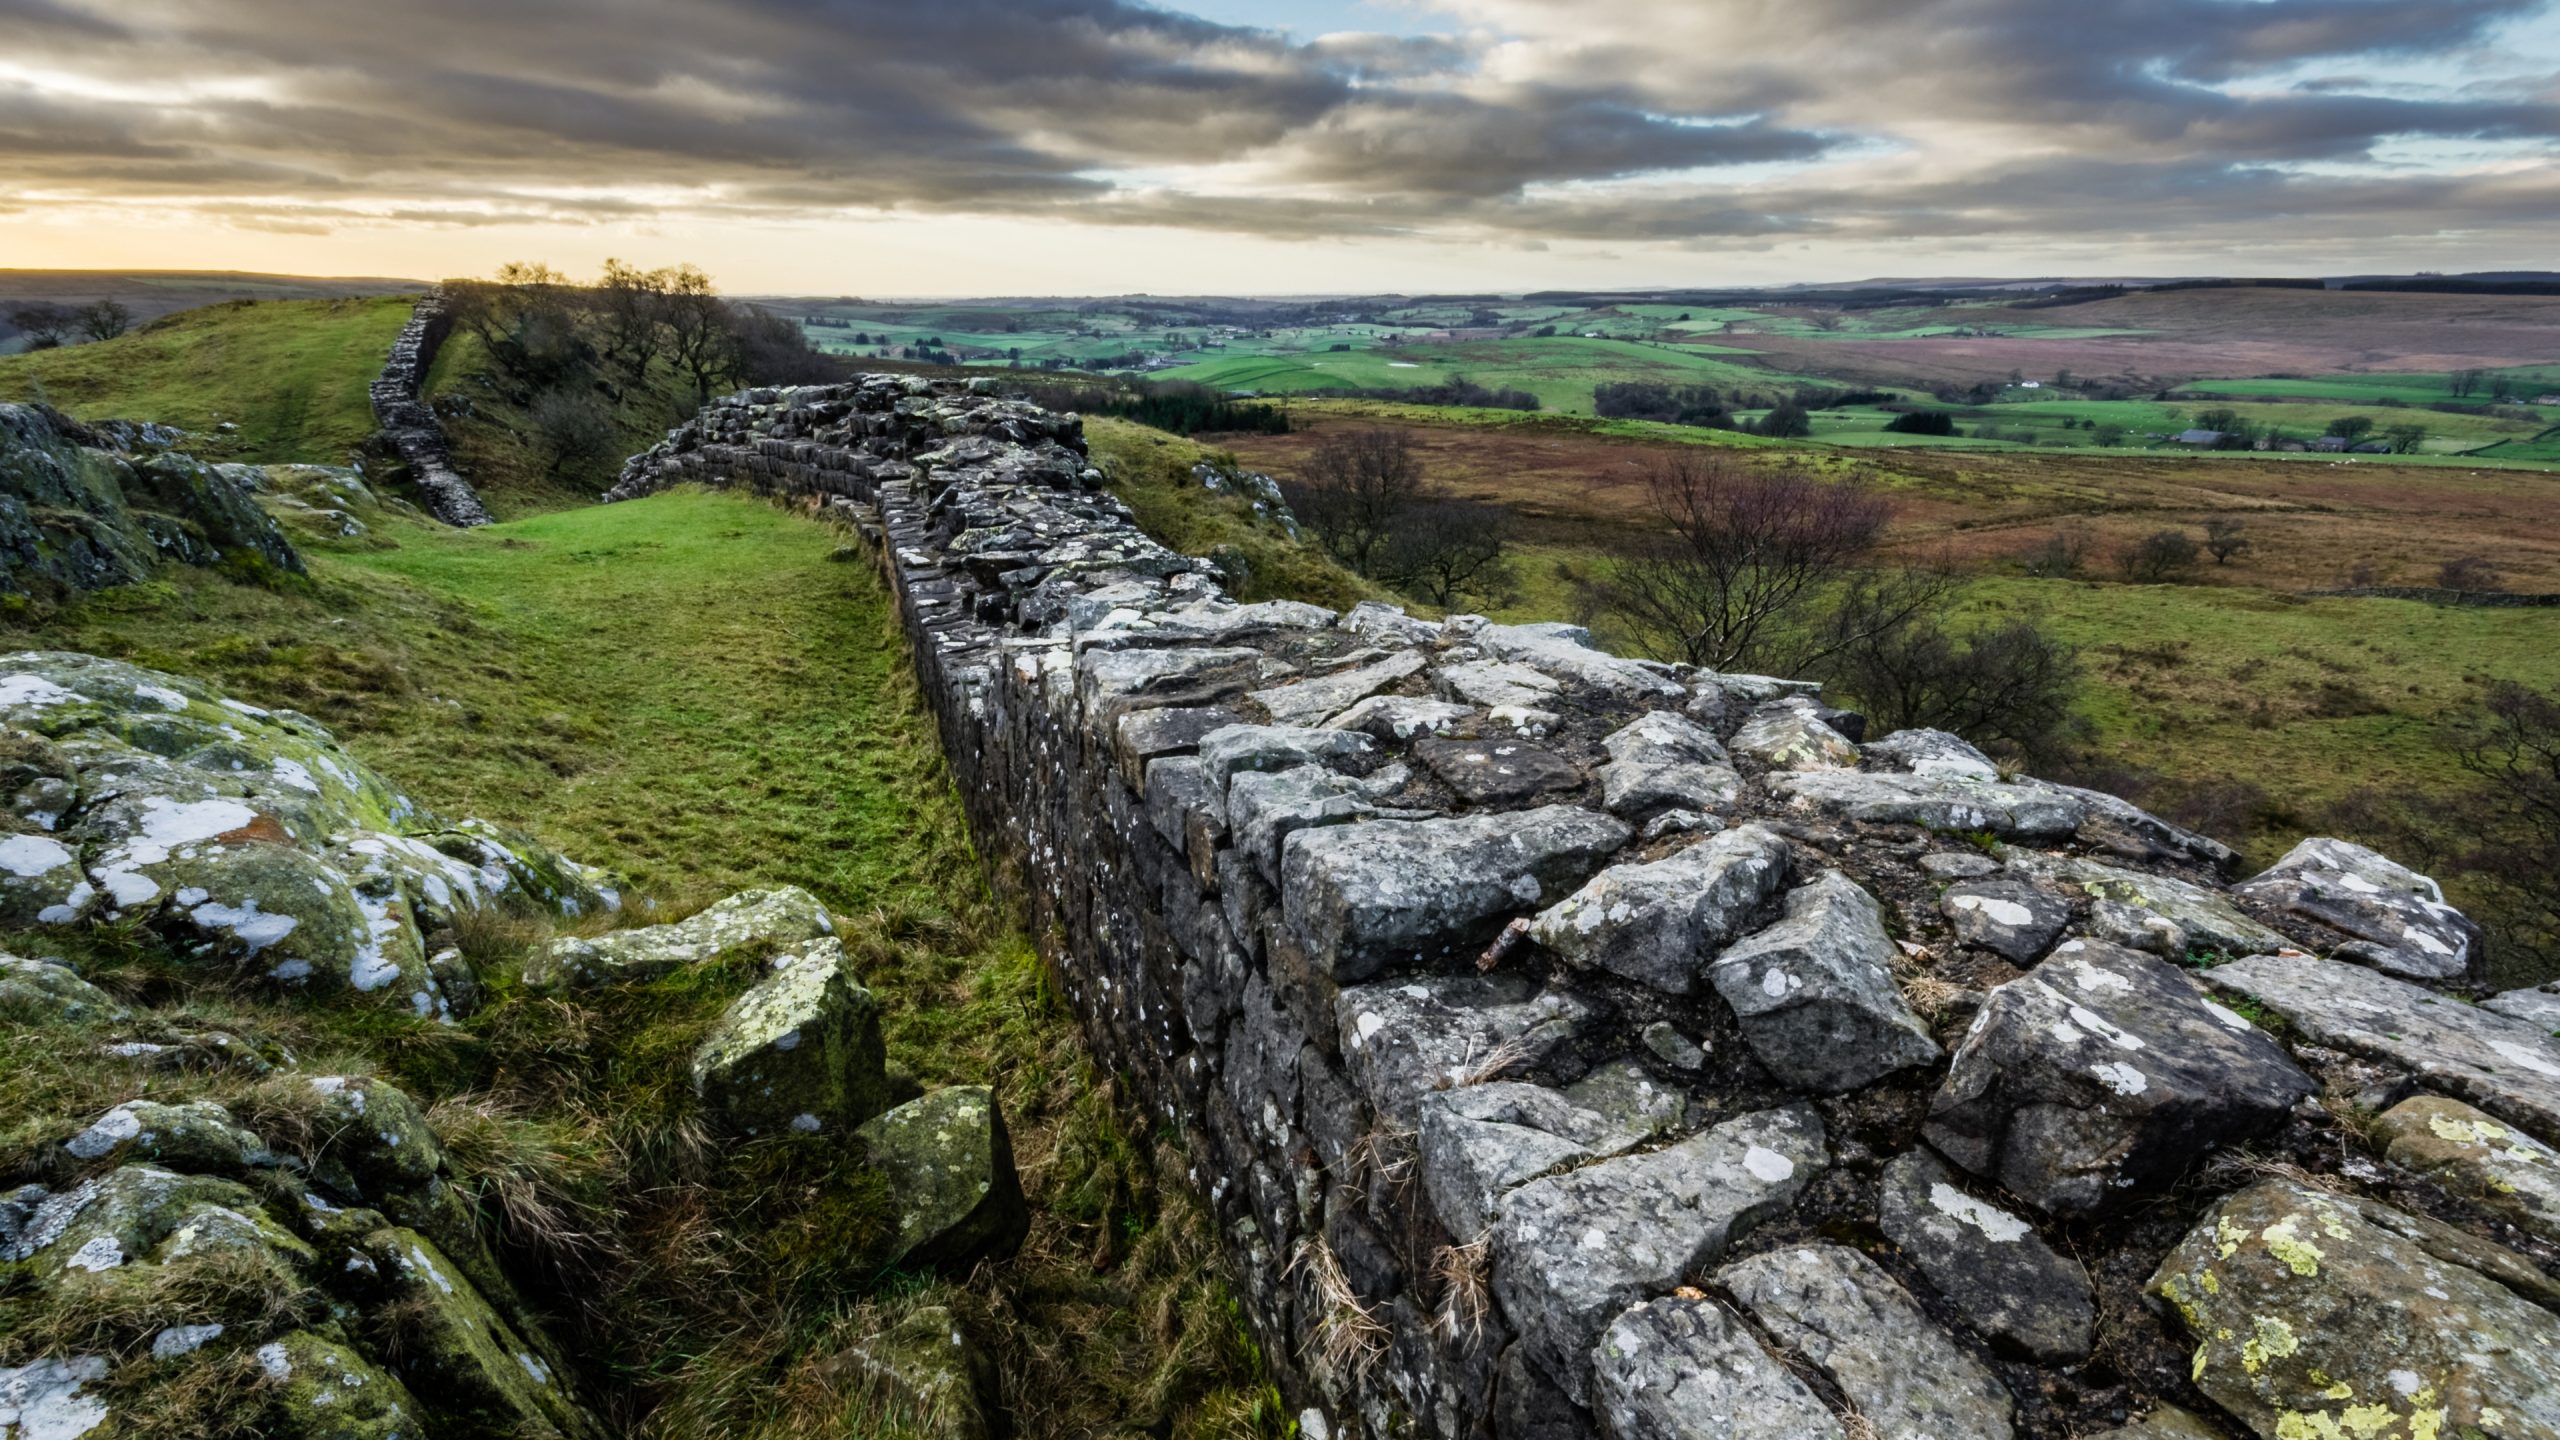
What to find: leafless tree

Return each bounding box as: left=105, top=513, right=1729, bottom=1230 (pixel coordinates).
left=2202, top=518, right=2253, bottom=565
left=2438, top=554, right=2506, bottom=592
left=592, top=258, right=671, bottom=383
left=1603, top=452, right=1894, bottom=670
left=1283, top=428, right=1426, bottom=577
left=528, top=386, right=620, bottom=479
left=6, top=303, right=73, bottom=349
left=75, top=299, right=131, bottom=343
left=1377, top=496, right=1513, bottom=607
left=2020, top=528, right=2093, bottom=578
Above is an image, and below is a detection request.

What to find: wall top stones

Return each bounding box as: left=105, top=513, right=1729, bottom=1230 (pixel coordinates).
left=620, top=376, right=2560, bottom=1440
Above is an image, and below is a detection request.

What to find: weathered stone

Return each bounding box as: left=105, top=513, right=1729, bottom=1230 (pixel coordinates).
left=1492, top=1103, right=1826, bottom=1402
left=61, top=1098, right=272, bottom=1176
left=1589, top=1296, right=1844, bottom=1440
left=1720, top=1243, right=2017, bottom=1440
left=1250, top=649, right=1428, bottom=726
left=2041, top=782, right=2239, bottom=872
left=1732, top=698, right=1861, bottom=771
left=856, top=1086, right=1030, bottom=1270
left=1641, top=1021, right=1706, bottom=1071
left=2234, top=836, right=2483, bottom=983
left=1477, top=623, right=1686, bottom=700
left=2151, top=1180, right=2560, bottom=1440
left=0, top=1356, right=111, bottom=1440
left=2375, top=1094, right=2560, bottom=1246
left=1437, top=659, right=1564, bottom=711
left=1709, top=871, right=1939, bottom=1093
left=1940, top=877, right=2072, bottom=964
left=825, top=1304, right=998, bottom=1440
left=1281, top=806, right=1629, bottom=980
left=0, top=403, right=305, bottom=601
left=1321, top=694, right=1474, bottom=742
left=1415, top=1082, right=1648, bottom=1237
left=1074, top=645, right=1263, bottom=723
left=1862, top=727, right=1999, bottom=779
left=1919, top=849, right=2001, bottom=881
left=1528, top=824, right=1789, bottom=996
left=262, top=1330, right=421, bottom=1440
left=1224, top=767, right=1379, bottom=882
left=1772, top=770, right=2085, bottom=842
left=1926, top=940, right=2313, bottom=1215
left=2206, top=953, right=2560, bottom=1146
left=1334, top=974, right=1594, bottom=1128
left=2487, top=982, right=2560, bottom=1035
left=2080, top=1405, right=2228, bottom=1440
left=1597, top=710, right=1742, bottom=817
left=0, top=953, right=119, bottom=1023
left=1113, top=705, right=1240, bottom=786
left=1563, top=1059, right=1689, bottom=1140
left=1414, top=736, right=1582, bottom=806
left=1340, top=600, right=1441, bottom=646
left=1877, top=1148, right=2096, bottom=1363
left=2007, top=852, right=2288, bottom=960
left=690, top=935, right=889, bottom=1136
left=535, top=886, right=834, bottom=987
left=1195, top=723, right=1374, bottom=795
left=351, top=1225, right=596, bottom=1438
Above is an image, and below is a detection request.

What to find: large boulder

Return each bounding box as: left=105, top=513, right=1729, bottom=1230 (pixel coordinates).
left=1925, top=939, right=2313, bottom=1214
left=1491, top=1103, right=1826, bottom=1402
left=0, top=403, right=304, bottom=602
left=1876, top=1148, right=2096, bottom=1363
left=856, top=1087, right=1031, bottom=1271
left=1707, top=871, right=1939, bottom=1093
left=2206, top=953, right=2560, bottom=1145
left=2151, top=1180, right=2560, bottom=1439
left=2233, top=836, right=2483, bottom=982
left=1526, top=824, right=1789, bottom=996
left=1590, top=1297, right=1843, bottom=1440
left=1730, top=698, right=1860, bottom=771
left=2007, top=852, right=2287, bottom=960
left=1719, top=1243, right=2017, bottom=1440
left=1281, top=807, right=1629, bottom=980
left=690, top=936, right=890, bottom=1136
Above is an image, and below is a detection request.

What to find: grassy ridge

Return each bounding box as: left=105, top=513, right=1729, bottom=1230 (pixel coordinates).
left=14, top=490, right=1275, bottom=1438
left=0, top=296, right=417, bottom=463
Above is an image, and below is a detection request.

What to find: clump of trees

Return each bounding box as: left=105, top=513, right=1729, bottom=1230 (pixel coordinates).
left=6, top=299, right=131, bottom=349
left=2118, top=529, right=2200, bottom=582
left=1280, top=428, right=1515, bottom=609
left=443, top=260, right=840, bottom=487
left=1021, top=379, right=1289, bottom=437
left=1308, top=376, right=1540, bottom=411
left=1884, top=411, right=1957, bottom=436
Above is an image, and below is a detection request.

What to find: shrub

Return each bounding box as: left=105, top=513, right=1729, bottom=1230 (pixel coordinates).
left=2117, top=529, right=2199, bottom=582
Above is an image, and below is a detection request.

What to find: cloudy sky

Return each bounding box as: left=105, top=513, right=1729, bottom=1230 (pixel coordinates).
left=3, top=0, right=2556, bottom=293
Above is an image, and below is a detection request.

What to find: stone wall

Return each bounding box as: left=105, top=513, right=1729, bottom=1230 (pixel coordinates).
left=370, top=290, right=494, bottom=527
left=612, top=377, right=2560, bottom=1440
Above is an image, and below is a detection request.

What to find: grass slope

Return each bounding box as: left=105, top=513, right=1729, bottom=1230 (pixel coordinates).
left=11, top=490, right=1275, bottom=1438
left=0, top=296, right=416, bottom=463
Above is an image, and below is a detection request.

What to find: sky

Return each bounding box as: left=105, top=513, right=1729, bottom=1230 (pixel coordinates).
left=2, top=0, right=2557, bottom=296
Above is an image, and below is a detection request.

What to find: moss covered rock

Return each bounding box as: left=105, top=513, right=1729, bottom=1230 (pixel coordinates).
left=0, top=952, right=119, bottom=1023
left=0, top=651, right=616, bottom=1015
left=856, top=1086, right=1030, bottom=1271
left=0, top=402, right=303, bottom=601
left=2377, top=1095, right=2560, bottom=1247
left=345, top=1225, right=599, bottom=1439
left=691, top=936, right=889, bottom=1136
left=532, top=884, right=831, bottom=988
left=2151, top=1179, right=2560, bottom=1439
left=259, top=1330, right=423, bottom=1440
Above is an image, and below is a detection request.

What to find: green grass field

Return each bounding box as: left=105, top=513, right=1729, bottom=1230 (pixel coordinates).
left=10, top=490, right=1276, bottom=1438
left=2176, top=366, right=2560, bottom=406
left=0, top=296, right=416, bottom=463
left=1162, top=335, right=1830, bottom=413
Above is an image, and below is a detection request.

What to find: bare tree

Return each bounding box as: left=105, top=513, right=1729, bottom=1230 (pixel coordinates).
left=2438, top=554, right=2506, bottom=592
left=1377, top=497, right=1513, bottom=607
left=661, top=264, right=741, bottom=405
left=1282, top=428, right=1426, bottom=577
left=592, top=258, right=671, bottom=383
left=2449, top=368, right=2485, bottom=399
left=2117, top=529, right=2199, bottom=583
left=528, top=386, right=620, bottom=479
left=6, top=303, right=74, bottom=350
left=2202, top=518, right=2253, bottom=565
left=1603, top=452, right=1893, bottom=670
left=2020, top=528, right=2093, bottom=579
left=75, top=299, right=131, bottom=343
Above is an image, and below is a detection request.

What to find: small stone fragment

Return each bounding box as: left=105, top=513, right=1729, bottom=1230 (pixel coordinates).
left=689, top=936, right=889, bottom=1135
left=1590, top=1297, right=1844, bottom=1440
left=1529, top=824, right=1789, bottom=996
left=1939, top=877, right=2071, bottom=964
left=1708, top=871, right=1939, bottom=1093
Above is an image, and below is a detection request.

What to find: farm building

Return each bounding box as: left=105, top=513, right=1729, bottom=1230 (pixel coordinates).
left=2174, top=429, right=2226, bottom=446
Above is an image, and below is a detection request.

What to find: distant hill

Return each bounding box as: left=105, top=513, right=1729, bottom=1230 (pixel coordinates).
left=0, top=269, right=423, bottom=353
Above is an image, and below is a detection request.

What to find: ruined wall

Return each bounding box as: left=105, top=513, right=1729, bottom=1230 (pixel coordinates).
left=370, top=290, right=494, bottom=527
left=612, top=378, right=2560, bottom=1440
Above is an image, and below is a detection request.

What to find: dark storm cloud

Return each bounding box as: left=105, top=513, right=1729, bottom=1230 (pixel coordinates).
left=2, top=0, right=2555, bottom=252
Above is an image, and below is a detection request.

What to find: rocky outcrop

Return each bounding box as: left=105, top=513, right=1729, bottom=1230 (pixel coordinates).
left=616, top=376, right=2560, bottom=1440
left=0, top=403, right=304, bottom=601
left=369, top=291, right=494, bottom=527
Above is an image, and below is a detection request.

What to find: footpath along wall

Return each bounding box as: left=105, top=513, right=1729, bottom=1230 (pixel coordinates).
left=610, top=377, right=2560, bottom=1440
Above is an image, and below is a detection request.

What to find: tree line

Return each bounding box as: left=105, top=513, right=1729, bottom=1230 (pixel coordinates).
left=443, top=261, right=839, bottom=483
left=5, top=299, right=133, bottom=349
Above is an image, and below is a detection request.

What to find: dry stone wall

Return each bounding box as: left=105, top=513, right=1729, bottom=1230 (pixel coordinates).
left=370, top=290, right=494, bottom=527
left=613, top=377, right=2560, bottom=1440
